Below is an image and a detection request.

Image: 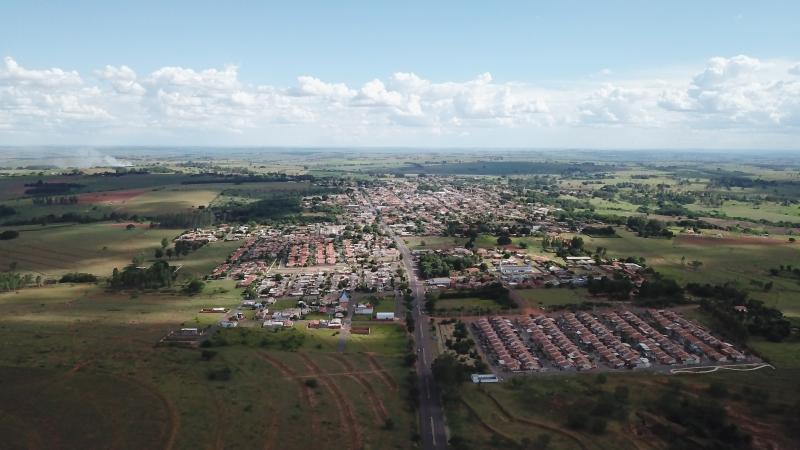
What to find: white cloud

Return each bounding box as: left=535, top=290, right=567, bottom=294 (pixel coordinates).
left=0, top=55, right=799, bottom=147
left=1, top=56, right=82, bottom=87
left=96, top=65, right=145, bottom=96
left=292, top=76, right=355, bottom=100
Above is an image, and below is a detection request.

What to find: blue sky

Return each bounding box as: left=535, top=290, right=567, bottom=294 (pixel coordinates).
left=1, top=1, right=799, bottom=148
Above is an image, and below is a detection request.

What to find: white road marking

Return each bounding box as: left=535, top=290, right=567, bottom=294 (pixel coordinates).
left=430, top=417, right=436, bottom=446
left=421, top=347, right=427, bottom=365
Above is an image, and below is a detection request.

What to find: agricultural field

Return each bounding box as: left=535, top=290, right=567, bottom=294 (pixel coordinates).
left=111, top=186, right=220, bottom=216
left=0, top=222, right=181, bottom=277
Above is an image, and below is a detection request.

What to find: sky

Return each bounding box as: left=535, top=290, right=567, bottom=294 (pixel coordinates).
left=1, top=1, right=799, bottom=149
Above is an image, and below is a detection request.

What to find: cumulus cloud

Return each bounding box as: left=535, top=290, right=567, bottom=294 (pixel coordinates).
left=0, top=55, right=798, bottom=146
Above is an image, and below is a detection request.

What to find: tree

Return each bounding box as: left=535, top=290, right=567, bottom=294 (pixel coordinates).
left=497, top=235, right=512, bottom=245
left=161, top=237, right=169, bottom=249
left=0, top=230, right=20, bottom=240
left=126, top=223, right=136, bottom=230
left=154, top=248, right=164, bottom=259
left=183, top=279, right=205, bottom=295
left=431, top=353, right=469, bottom=388
left=165, top=248, right=174, bottom=259
left=132, top=253, right=145, bottom=266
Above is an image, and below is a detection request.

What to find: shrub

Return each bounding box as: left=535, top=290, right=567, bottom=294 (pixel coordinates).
left=206, top=366, right=232, bottom=381
left=59, top=272, right=98, bottom=283
left=0, top=230, right=19, bottom=240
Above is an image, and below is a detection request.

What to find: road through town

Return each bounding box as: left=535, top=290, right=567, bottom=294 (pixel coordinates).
left=393, top=230, right=448, bottom=450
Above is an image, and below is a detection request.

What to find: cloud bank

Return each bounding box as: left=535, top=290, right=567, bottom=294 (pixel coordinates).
left=1, top=55, right=799, bottom=148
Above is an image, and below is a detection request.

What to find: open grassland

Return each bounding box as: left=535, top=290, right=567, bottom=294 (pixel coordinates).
left=447, top=367, right=800, bottom=450
left=0, top=173, right=202, bottom=201
left=113, top=186, right=220, bottom=216
left=435, top=296, right=507, bottom=314
left=172, top=239, right=242, bottom=278
left=576, top=229, right=800, bottom=316
left=515, top=287, right=591, bottom=309
left=0, top=222, right=181, bottom=277
left=403, top=235, right=468, bottom=250
left=0, top=282, right=415, bottom=450
left=688, top=199, right=800, bottom=224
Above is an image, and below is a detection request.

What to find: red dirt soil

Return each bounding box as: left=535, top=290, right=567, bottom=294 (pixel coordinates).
left=77, top=189, right=148, bottom=205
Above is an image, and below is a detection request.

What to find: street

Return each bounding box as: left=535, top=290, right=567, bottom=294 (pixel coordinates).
left=393, top=231, right=448, bottom=450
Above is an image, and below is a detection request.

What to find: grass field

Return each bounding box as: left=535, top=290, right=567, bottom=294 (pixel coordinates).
left=174, top=239, right=242, bottom=278
left=0, top=282, right=415, bottom=450
left=435, top=296, right=505, bottom=314
left=575, top=229, right=800, bottom=316
left=688, top=199, right=800, bottom=224
left=515, top=287, right=591, bottom=309
left=447, top=367, right=800, bottom=450
left=115, top=186, right=220, bottom=216
left=403, top=235, right=468, bottom=250
left=0, top=222, right=181, bottom=277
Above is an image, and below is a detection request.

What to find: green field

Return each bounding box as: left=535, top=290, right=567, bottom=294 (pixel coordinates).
left=0, top=282, right=415, bottom=450
left=576, top=229, right=800, bottom=316
left=403, top=235, right=468, bottom=250
left=515, top=287, right=591, bottom=309
left=435, top=296, right=504, bottom=313
left=447, top=367, right=800, bottom=450
left=0, top=222, right=181, bottom=277
left=115, top=186, right=220, bottom=216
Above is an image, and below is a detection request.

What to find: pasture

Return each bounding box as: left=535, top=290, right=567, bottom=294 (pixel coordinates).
left=0, top=222, right=181, bottom=277
left=107, top=186, right=220, bottom=216
left=0, top=282, right=415, bottom=450
left=576, top=229, right=800, bottom=316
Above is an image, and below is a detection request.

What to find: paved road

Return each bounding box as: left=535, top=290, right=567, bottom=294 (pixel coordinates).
left=392, top=231, right=448, bottom=450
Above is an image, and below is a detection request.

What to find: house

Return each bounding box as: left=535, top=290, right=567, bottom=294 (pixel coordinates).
left=376, top=312, right=395, bottom=320
left=338, top=291, right=351, bottom=305
left=328, top=318, right=343, bottom=329
left=355, top=304, right=374, bottom=315
left=426, top=277, right=451, bottom=287
left=499, top=264, right=534, bottom=276
left=471, top=374, right=500, bottom=384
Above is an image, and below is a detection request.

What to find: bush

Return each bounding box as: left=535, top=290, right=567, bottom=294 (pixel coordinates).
left=0, top=230, right=19, bottom=240
left=588, top=417, right=607, bottom=434
left=182, top=279, right=205, bottom=295
left=200, top=350, right=217, bottom=361
left=304, top=378, right=318, bottom=388
left=59, top=272, right=98, bottom=283
left=206, top=366, right=232, bottom=381
left=566, top=410, right=590, bottom=430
